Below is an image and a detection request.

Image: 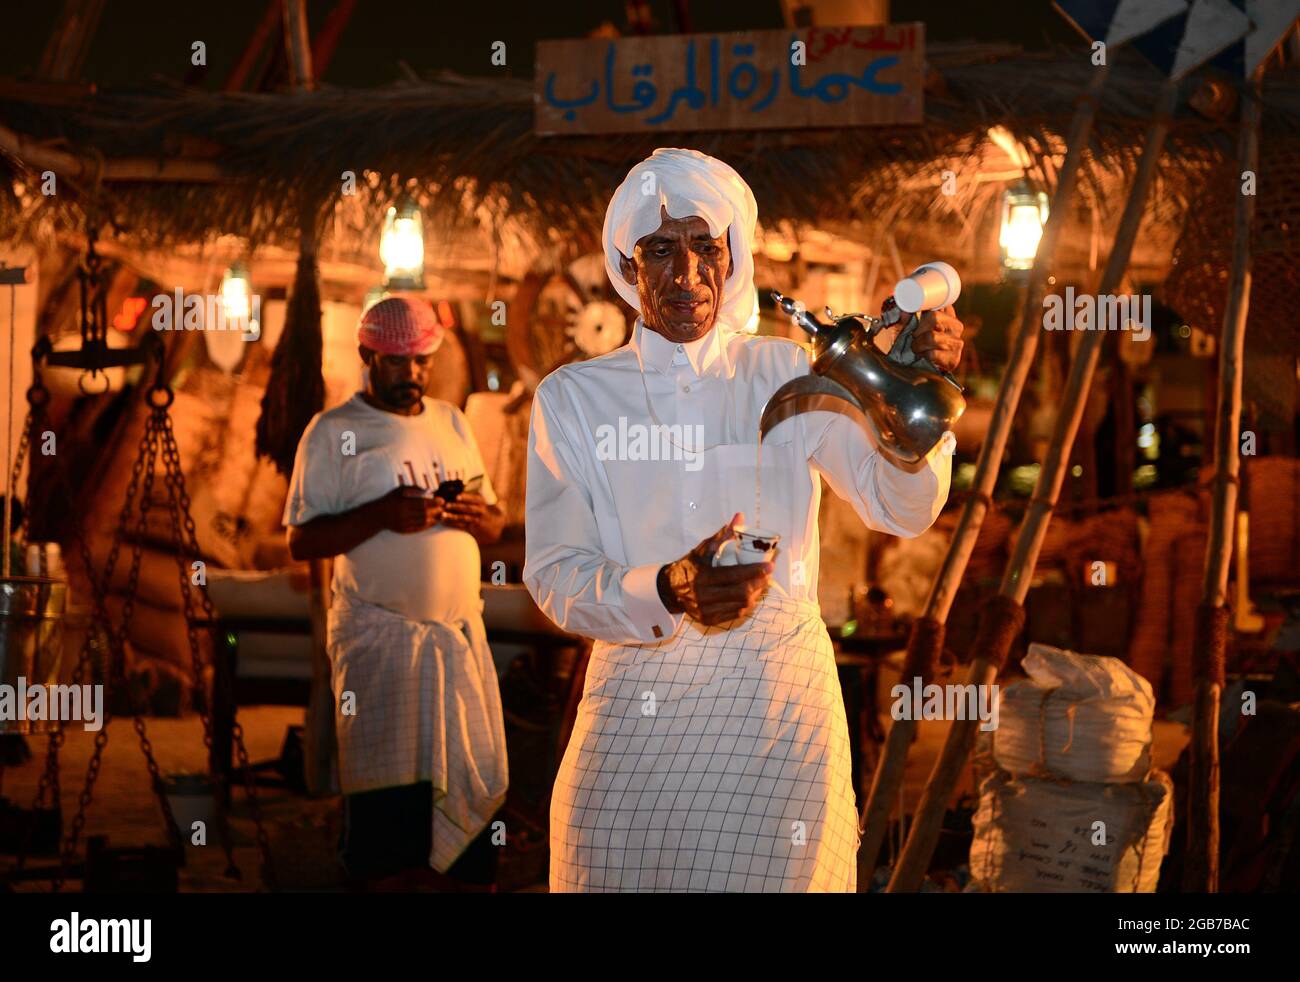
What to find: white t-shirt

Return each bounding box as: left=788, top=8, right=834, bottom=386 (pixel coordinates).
left=283, top=393, right=498, bottom=623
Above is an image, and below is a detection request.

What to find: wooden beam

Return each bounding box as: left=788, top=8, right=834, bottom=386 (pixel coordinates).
left=225, top=0, right=284, bottom=92
left=0, top=77, right=97, bottom=104
left=282, top=0, right=315, bottom=92
left=311, top=0, right=358, bottom=80
left=38, top=0, right=106, bottom=82
left=0, top=122, right=228, bottom=183
left=75, top=237, right=504, bottom=301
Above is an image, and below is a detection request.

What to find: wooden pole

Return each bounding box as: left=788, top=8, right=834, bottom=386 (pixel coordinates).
left=310, top=0, right=359, bottom=79
left=887, top=76, right=1181, bottom=893
left=857, top=63, right=1110, bottom=879
left=225, top=0, right=283, bottom=91
left=278, top=21, right=336, bottom=795
left=304, top=555, right=337, bottom=795
left=1113, top=332, right=1135, bottom=496
left=37, top=0, right=105, bottom=82
left=1184, top=70, right=1261, bottom=894
left=282, top=0, right=316, bottom=93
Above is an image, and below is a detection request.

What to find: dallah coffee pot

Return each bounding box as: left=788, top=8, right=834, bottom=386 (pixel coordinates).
left=759, top=262, right=967, bottom=469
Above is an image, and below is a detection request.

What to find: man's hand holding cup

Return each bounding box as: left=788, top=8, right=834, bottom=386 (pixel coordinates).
left=656, top=513, right=776, bottom=627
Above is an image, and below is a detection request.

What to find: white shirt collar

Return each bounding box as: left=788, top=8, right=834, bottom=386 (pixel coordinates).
left=631, top=320, right=726, bottom=378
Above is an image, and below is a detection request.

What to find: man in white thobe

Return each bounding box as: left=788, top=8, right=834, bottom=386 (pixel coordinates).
left=524, top=149, right=964, bottom=892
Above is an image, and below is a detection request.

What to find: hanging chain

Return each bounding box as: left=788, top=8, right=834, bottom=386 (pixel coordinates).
left=7, top=379, right=93, bottom=882
left=9, top=399, right=31, bottom=544
left=8, top=378, right=217, bottom=889
left=8, top=325, right=279, bottom=892
left=154, top=391, right=243, bottom=881
left=9, top=378, right=69, bottom=881
left=53, top=408, right=190, bottom=891
left=153, top=392, right=276, bottom=887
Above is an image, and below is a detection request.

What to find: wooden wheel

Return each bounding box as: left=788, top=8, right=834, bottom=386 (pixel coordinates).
left=508, top=254, right=631, bottom=390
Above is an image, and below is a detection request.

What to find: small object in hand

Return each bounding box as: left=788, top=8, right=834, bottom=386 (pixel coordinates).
left=713, top=527, right=781, bottom=567
left=434, top=478, right=465, bottom=502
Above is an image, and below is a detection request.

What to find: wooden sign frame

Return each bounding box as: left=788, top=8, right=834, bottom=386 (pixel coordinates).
left=535, top=24, right=924, bottom=135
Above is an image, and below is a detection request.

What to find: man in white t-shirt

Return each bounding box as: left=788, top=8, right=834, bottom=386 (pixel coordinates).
left=284, top=297, right=508, bottom=890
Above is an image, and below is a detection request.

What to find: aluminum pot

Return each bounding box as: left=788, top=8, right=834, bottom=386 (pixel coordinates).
left=0, top=575, right=70, bottom=735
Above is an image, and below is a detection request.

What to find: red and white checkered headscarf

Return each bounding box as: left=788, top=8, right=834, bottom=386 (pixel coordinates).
left=357, top=296, right=444, bottom=356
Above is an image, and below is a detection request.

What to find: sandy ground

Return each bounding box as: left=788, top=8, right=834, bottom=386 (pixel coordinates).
left=1, top=705, right=1190, bottom=892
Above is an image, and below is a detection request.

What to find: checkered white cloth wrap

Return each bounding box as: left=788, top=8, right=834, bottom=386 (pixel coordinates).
left=327, top=596, right=508, bottom=872
left=550, top=594, right=859, bottom=892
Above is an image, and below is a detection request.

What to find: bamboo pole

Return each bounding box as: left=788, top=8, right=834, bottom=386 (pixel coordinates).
left=1184, top=70, right=1261, bottom=894
left=857, top=63, right=1111, bottom=879
left=887, top=76, right=1181, bottom=893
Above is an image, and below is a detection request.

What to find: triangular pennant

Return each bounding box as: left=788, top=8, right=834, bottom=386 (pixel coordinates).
left=1054, top=0, right=1188, bottom=46
left=1050, top=0, right=1190, bottom=47
left=1132, top=0, right=1252, bottom=79
left=1211, top=0, right=1300, bottom=77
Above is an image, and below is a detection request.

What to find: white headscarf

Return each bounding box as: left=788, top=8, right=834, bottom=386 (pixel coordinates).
left=602, top=148, right=759, bottom=335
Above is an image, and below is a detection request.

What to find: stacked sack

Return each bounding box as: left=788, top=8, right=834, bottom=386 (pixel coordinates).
left=969, top=644, right=1174, bottom=892
left=1246, top=456, right=1300, bottom=583
left=1126, top=490, right=1207, bottom=707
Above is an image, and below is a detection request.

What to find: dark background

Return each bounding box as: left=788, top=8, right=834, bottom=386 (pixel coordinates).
left=3, top=1, right=1079, bottom=87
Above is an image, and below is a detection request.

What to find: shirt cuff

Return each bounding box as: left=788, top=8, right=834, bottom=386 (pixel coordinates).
left=621, top=562, right=683, bottom=643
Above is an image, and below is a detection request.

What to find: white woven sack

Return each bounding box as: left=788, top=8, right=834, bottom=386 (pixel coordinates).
left=992, top=643, right=1155, bottom=783
left=969, top=769, right=1173, bottom=893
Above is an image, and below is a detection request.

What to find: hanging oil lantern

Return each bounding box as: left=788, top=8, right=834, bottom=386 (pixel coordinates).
left=380, top=196, right=426, bottom=292
left=205, top=261, right=256, bottom=372
left=999, top=182, right=1049, bottom=271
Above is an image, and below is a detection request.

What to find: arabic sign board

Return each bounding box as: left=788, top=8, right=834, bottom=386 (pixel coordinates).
left=535, top=24, right=923, bottom=136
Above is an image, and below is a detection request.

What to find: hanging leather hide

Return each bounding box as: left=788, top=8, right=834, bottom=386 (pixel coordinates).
left=255, top=244, right=324, bottom=477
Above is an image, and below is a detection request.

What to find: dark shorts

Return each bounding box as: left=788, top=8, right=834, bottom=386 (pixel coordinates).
left=340, top=781, right=500, bottom=885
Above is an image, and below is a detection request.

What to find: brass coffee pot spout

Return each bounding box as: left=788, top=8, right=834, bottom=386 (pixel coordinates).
left=759, top=291, right=966, bottom=469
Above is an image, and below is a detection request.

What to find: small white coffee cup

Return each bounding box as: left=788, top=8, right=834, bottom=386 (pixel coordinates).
left=713, top=528, right=781, bottom=567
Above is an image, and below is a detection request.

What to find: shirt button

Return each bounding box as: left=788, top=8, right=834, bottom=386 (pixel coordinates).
left=675, top=344, right=684, bottom=352
left=682, top=384, right=691, bottom=393
left=689, top=501, right=697, bottom=510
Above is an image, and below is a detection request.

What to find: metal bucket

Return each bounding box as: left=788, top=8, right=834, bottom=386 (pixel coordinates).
left=0, top=575, right=70, bottom=735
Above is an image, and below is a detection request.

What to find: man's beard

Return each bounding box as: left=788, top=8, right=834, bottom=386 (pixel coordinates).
left=384, top=384, right=423, bottom=406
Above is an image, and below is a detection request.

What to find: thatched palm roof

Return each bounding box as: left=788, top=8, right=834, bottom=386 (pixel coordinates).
left=3, top=43, right=1297, bottom=256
